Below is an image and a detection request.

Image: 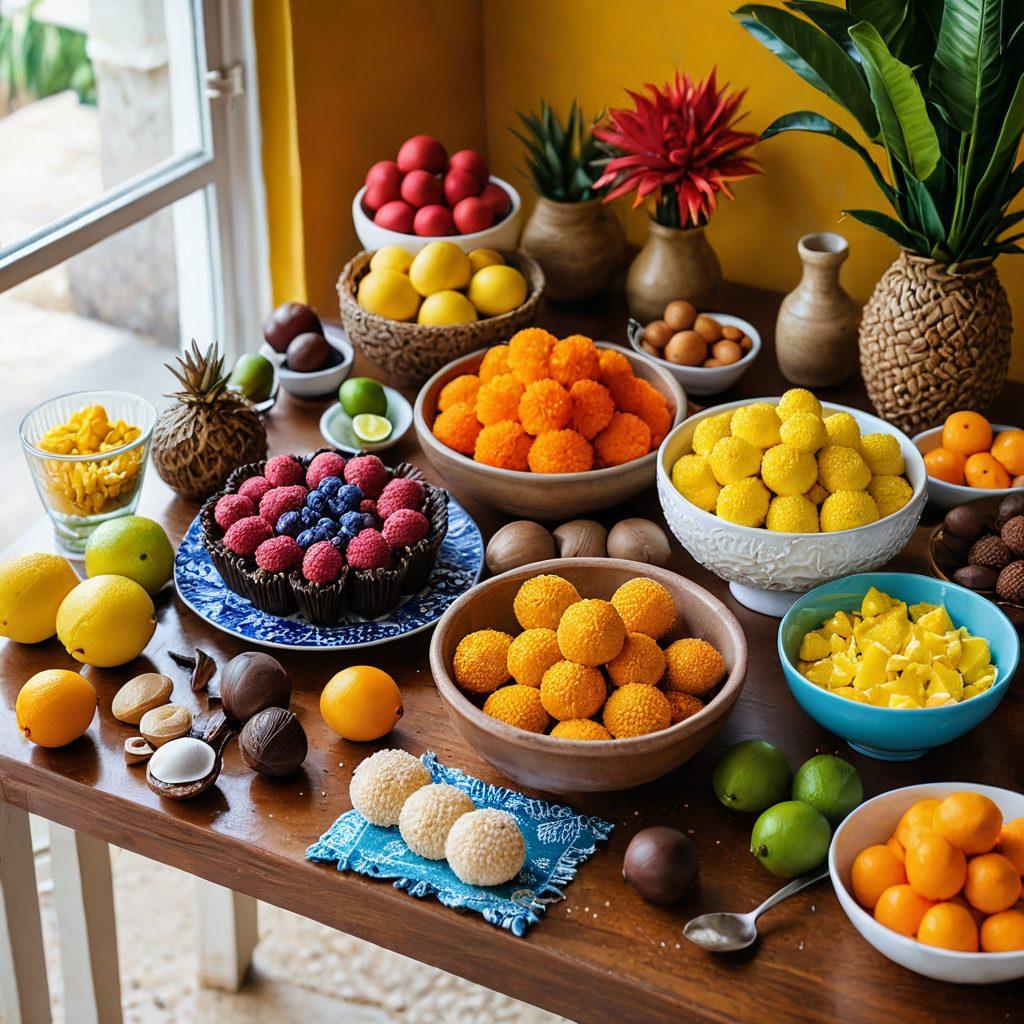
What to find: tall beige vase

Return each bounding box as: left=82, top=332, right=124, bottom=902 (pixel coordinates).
left=775, top=232, right=861, bottom=388
left=626, top=221, right=721, bottom=323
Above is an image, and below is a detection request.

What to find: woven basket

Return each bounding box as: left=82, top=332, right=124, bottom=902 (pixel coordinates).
left=337, top=249, right=545, bottom=387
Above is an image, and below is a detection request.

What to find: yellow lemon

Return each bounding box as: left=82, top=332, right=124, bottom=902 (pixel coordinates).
left=409, top=241, right=472, bottom=296
left=357, top=269, right=420, bottom=321
left=16, top=669, right=96, bottom=747
left=468, top=264, right=527, bottom=316
left=320, top=666, right=403, bottom=741
left=369, top=245, right=413, bottom=274
left=56, top=575, right=156, bottom=667
left=468, top=248, right=504, bottom=273
left=417, top=290, right=477, bottom=326
left=0, top=552, right=79, bottom=643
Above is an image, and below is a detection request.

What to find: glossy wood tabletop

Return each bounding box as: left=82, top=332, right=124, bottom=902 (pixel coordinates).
left=2, top=283, right=1022, bottom=1024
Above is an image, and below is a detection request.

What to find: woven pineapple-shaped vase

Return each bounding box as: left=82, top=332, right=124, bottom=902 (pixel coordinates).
left=860, top=251, right=1012, bottom=435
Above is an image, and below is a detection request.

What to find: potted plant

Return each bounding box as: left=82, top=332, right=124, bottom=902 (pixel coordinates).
left=736, top=1, right=1024, bottom=433
left=513, top=99, right=625, bottom=303
left=593, top=70, right=761, bottom=322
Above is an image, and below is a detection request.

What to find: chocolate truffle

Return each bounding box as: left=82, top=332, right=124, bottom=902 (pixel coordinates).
left=286, top=332, right=330, bottom=372
left=622, top=826, right=698, bottom=905
left=939, top=530, right=971, bottom=560
left=220, top=652, right=291, bottom=724
left=968, top=535, right=1013, bottom=571
left=1002, top=515, right=1024, bottom=556
left=953, top=564, right=997, bottom=591
left=239, top=708, right=307, bottom=777
left=263, top=302, right=322, bottom=353
left=997, top=492, right=1024, bottom=527
left=997, top=560, right=1024, bottom=604
left=944, top=505, right=984, bottom=542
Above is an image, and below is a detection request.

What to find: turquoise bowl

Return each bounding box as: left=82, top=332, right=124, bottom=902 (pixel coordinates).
left=778, top=573, right=1019, bottom=761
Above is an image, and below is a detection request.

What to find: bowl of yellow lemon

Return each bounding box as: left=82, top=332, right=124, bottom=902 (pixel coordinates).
left=657, top=389, right=927, bottom=616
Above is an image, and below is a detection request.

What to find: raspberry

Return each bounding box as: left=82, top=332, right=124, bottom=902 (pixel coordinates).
left=238, top=475, right=273, bottom=504
left=264, top=454, right=305, bottom=487
left=259, top=485, right=307, bottom=525
left=377, top=477, right=425, bottom=519
left=215, top=493, right=255, bottom=530
left=346, top=528, right=391, bottom=570
left=306, top=451, right=347, bottom=488
left=255, top=535, right=303, bottom=573
left=344, top=455, right=388, bottom=498
left=382, top=508, right=429, bottom=548
left=224, top=516, right=273, bottom=556
left=302, top=540, right=345, bottom=584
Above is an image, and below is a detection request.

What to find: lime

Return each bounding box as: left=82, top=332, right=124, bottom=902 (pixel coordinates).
left=340, top=377, right=388, bottom=417
left=751, top=801, right=831, bottom=878
left=352, top=413, right=392, bottom=443
left=228, top=353, right=275, bottom=402
left=84, top=515, right=174, bottom=595
left=792, top=754, right=863, bottom=826
left=713, top=739, right=792, bottom=813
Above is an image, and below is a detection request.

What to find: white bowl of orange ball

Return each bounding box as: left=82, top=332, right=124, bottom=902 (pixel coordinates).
left=914, top=412, right=1024, bottom=510
left=830, top=783, right=1024, bottom=983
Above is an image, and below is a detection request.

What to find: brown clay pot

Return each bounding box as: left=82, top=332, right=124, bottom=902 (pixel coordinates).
left=626, top=221, right=721, bottom=323
left=519, top=196, right=625, bottom=303
left=775, top=232, right=861, bottom=388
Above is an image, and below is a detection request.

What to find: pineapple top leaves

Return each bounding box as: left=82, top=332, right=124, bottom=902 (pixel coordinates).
left=165, top=340, right=234, bottom=405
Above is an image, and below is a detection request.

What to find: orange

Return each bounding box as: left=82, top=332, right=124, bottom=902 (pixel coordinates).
left=886, top=835, right=906, bottom=864
left=15, top=669, right=96, bottom=748
left=917, top=902, right=979, bottom=951
left=942, top=411, right=993, bottom=456
left=851, top=844, right=908, bottom=910
left=874, top=884, right=934, bottom=937
left=980, top=909, right=1024, bottom=952
left=964, top=452, right=1012, bottom=489
left=991, top=430, right=1024, bottom=475
left=948, top=892, right=986, bottom=925
left=963, top=853, right=1021, bottom=914
left=896, top=799, right=942, bottom=850
left=995, top=818, right=1024, bottom=874
left=932, top=791, right=1002, bottom=855
left=923, top=447, right=966, bottom=485
left=905, top=831, right=967, bottom=900
left=319, top=666, right=403, bottom=741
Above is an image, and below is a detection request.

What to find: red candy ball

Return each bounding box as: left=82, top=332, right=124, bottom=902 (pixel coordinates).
left=414, top=204, right=455, bottom=237
left=400, top=169, right=443, bottom=209
left=363, top=179, right=402, bottom=213
left=443, top=168, right=481, bottom=208
left=396, top=134, right=447, bottom=174
left=449, top=149, right=489, bottom=185
left=452, top=196, right=493, bottom=235
left=365, top=160, right=402, bottom=190
left=479, top=182, right=511, bottom=218
left=373, top=200, right=415, bottom=234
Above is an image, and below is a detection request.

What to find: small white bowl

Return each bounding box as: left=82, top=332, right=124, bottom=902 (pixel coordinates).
left=352, top=176, right=522, bottom=255
left=913, top=423, right=1024, bottom=510
left=831, top=782, right=1024, bottom=983
left=627, top=314, right=761, bottom=396
left=319, top=385, right=413, bottom=454
left=262, top=323, right=354, bottom=400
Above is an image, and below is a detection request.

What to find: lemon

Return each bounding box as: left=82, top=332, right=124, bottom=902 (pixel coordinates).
left=85, top=515, right=174, bottom=595
left=417, top=290, right=477, bottom=326
left=0, top=552, right=79, bottom=643
left=357, top=269, right=420, bottom=321
left=369, top=245, right=413, bottom=274
left=468, top=265, right=527, bottom=316
left=16, top=669, right=96, bottom=747
left=352, top=413, right=393, bottom=443
left=409, top=242, right=472, bottom=296
left=468, top=248, right=504, bottom=273
left=56, top=574, right=156, bottom=667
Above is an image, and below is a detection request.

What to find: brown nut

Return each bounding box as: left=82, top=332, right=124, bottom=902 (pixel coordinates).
left=663, top=300, right=697, bottom=332
left=739, top=334, right=753, bottom=352
left=139, top=705, right=193, bottom=748
left=643, top=319, right=673, bottom=350
left=711, top=339, right=743, bottom=365
left=111, top=673, right=174, bottom=725
left=664, top=330, right=706, bottom=366
left=124, top=736, right=155, bottom=766
left=553, top=519, right=608, bottom=558
left=693, top=314, right=722, bottom=342
left=720, top=325, right=743, bottom=341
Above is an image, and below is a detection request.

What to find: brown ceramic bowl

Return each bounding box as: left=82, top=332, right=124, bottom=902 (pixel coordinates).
left=414, top=343, right=687, bottom=520
left=428, top=557, right=748, bottom=794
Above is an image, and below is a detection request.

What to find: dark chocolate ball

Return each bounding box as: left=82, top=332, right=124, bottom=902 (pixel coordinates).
left=953, top=564, right=998, bottom=591
left=944, top=505, right=984, bottom=542
left=239, top=708, right=307, bottom=777
left=939, top=530, right=971, bottom=560
left=220, top=652, right=291, bottom=724
left=1002, top=516, right=1024, bottom=557
left=286, top=332, right=330, bottom=372
left=998, top=492, right=1024, bottom=527
left=997, top=560, right=1024, bottom=604
left=263, top=302, right=322, bottom=353
left=969, top=535, right=1013, bottom=570
left=622, top=826, right=698, bottom=904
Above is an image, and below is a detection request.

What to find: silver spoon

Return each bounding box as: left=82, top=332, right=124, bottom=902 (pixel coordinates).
left=684, top=865, right=829, bottom=952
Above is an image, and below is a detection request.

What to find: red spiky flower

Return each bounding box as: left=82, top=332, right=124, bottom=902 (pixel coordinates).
left=593, top=69, right=761, bottom=228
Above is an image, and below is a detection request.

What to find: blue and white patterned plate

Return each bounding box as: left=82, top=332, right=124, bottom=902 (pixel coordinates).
left=173, top=497, right=483, bottom=651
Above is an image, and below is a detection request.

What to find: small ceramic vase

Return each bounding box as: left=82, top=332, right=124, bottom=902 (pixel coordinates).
left=520, top=196, right=626, bottom=303
left=626, top=221, right=721, bottom=323
left=776, top=232, right=861, bottom=388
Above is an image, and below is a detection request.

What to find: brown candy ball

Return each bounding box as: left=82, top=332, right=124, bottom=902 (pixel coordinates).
left=665, top=330, right=706, bottom=366
left=623, top=826, right=698, bottom=904
left=663, top=300, right=697, bottom=333
left=239, top=708, right=307, bottom=777
left=286, top=332, right=330, bottom=372
left=220, top=652, right=291, bottom=724
left=263, top=302, right=322, bottom=353
left=644, top=319, right=673, bottom=350
left=944, top=505, right=984, bottom=542
left=953, top=565, right=997, bottom=591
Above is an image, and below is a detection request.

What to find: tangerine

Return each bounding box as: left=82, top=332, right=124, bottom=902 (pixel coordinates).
left=923, top=447, right=966, bottom=485
left=873, top=884, right=934, bottom=937
left=932, top=791, right=1002, bottom=855
left=319, top=666, right=403, bottom=741
left=942, top=411, right=993, bottom=456
left=991, top=430, right=1024, bottom=475
left=980, top=909, right=1024, bottom=952
left=963, top=852, right=1021, bottom=914
left=895, top=799, right=942, bottom=849
left=964, top=452, right=1012, bottom=489
left=886, top=835, right=906, bottom=864
left=851, top=844, right=907, bottom=910
left=905, top=831, right=967, bottom=900
left=995, top=818, right=1024, bottom=874
left=917, top=901, right=979, bottom=951
left=15, top=669, right=96, bottom=748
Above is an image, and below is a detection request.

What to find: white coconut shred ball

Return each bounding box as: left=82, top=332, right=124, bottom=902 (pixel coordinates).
left=444, top=808, right=526, bottom=886
left=398, top=783, right=476, bottom=860
left=349, top=748, right=431, bottom=826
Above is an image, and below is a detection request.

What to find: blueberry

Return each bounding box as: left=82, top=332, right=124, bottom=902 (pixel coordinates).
left=360, top=512, right=377, bottom=530
left=306, top=491, right=329, bottom=515
left=317, top=476, right=343, bottom=496
left=316, top=517, right=339, bottom=537
left=339, top=510, right=363, bottom=534
left=275, top=510, right=301, bottom=536
left=296, top=529, right=316, bottom=549
left=298, top=506, right=318, bottom=527
left=332, top=484, right=363, bottom=514
left=330, top=534, right=349, bottom=555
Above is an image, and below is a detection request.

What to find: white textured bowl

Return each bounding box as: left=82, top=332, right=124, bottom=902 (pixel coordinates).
left=352, top=176, right=522, bottom=255
left=626, top=314, right=761, bottom=396
left=261, top=323, right=354, bottom=399
left=656, top=398, right=927, bottom=615
left=831, top=782, right=1024, bottom=983
left=913, top=423, right=1024, bottom=510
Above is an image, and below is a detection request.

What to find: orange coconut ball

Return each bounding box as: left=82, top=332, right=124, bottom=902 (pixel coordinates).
left=637, top=394, right=673, bottom=447
left=664, top=691, right=704, bottom=725
left=557, top=598, right=626, bottom=665
left=479, top=344, right=511, bottom=382
left=549, top=335, right=600, bottom=387
left=610, top=578, right=676, bottom=639
left=514, top=575, right=582, bottom=630
left=438, top=374, right=480, bottom=411
left=474, top=421, right=533, bottom=471
left=453, top=629, right=513, bottom=693
left=603, top=684, right=671, bottom=738
left=483, top=685, right=550, bottom=733
left=594, top=413, right=652, bottom=468
left=664, top=638, right=726, bottom=695
left=539, top=661, right=607, bottom=721
left=528, top=430, right=594, bottom=474
left=519, top=379, right=572, bottom=435
left=598, top=348, right=634, bottom=386
left=476, top=373, right=525, bottom=426
left=569, top=380, right=615, bottom=440
left=507, top=328, right=556, bottom=384
left=606, top=372, right=642, bottom=413
left=432, top=403, right=482, bottom=456
left=506, top=628, right=562, bottom=687
left=606, top=632, right=666, bottom=687
left=550, top=719, right=612, bottom=741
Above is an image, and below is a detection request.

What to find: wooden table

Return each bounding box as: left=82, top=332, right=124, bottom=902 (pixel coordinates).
left=2, top=284, right=1022, bottom=1024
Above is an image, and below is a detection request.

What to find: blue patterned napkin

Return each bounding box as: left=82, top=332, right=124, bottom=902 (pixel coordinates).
left=306, top=752, right=614, bottom=935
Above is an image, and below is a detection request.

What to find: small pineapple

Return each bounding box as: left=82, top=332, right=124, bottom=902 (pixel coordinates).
left=151, top=341, right=268, bottom=499
left=511, top=99, right=604, bottom=202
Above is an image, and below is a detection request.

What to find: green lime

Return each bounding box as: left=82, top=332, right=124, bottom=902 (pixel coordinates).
left=228, top=353, right=275, bottom=402
left=84, top=516, right=174, bottom=596
left=751, top=800, right=831, bottom=878
left=713, top=739, right=792, bottom=813
left=791, top=754, right=863, bottom=826
left=352, top=413, right=393, bottom=443
left=340, top=376, right=387, bottom=417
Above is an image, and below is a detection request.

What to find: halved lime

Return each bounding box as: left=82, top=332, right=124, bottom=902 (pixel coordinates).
left=352, top=413, right=392, bottom=443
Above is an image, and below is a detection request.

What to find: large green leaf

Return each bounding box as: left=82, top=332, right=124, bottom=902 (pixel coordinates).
left=844, top=207, right=930, bottom=249
left=975, top=73, right=1024, bottom=200
left=849, top=0, right=909, bottom=41
left=783, top=1, right=862, bottom=60
left=849, top=22, right=941, bottom=180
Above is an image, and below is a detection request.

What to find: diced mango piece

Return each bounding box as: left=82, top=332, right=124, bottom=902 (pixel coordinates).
left=885, top=653, right=909, bottom=674
left=959, top=637, right=992, bottom=683
left=823, top=611, right=854, bottom=639
left=833, top=686, right=869, bottom=703
left=803, top=660, right=833, bottom=686
left=927, top=662, right=963, bottom=700
left=909, top=601, right=938, bottom=623
left=861, top=586, right=895, bottom=617
left=856, top=606, right=911, bottom=653
left=925, top=692, right=955, bottom=708
left=865, top=685, right=891, bottom=707
left=903, top=632, right=932, bottom=665
left=888, top=694, right=921, bottom=709
left=853, top=642, right=888, bottom=691
left=915, top=605, right=953, bottom=635
left=829, top=652, right=857, bottom=687
left=799, top=630, right=830, bottom=661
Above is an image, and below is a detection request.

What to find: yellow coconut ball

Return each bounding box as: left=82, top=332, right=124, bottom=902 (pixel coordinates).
left=602, top=684, right=671, bottom=738
left=760, top=443, right=818, bottom=496
left=779, top=411, right=827, bottom=453
left=708, top=436, right=762, bottom=485
left=453, top=630, right=513, bottom=693
left=716, top=477, right=771, bottom=527
left=818, top=445, right=872, bottom=492
left=550, top=719, right=612, bottom=741
left=513, top=575, right=581, bottom=630
left=867, top=475, right=914, bottom=518
left=398, top=783, right=475, bottom=860
left=820, top=490, right=879, bottom=531
left=860, top=433, right=905, bottom=476
left=506, top=628, right=562, bottom=687
left=824, top=412, right=861, bottom=449
left=692, top=411, right=733, bottom=457
left=665, top=691, right=705, bottom=726
left=664, top=638, right=726, bottom=695
left=766, top=494, right=820, bottom=533
left=777, top=388, right=822, bottom=421
left=606, top=632, right=666, bottom=687
left=483, top=684, right=550, bottom=733
left=729, top=403, right=782, bottom=449
left=807, top=482, right=829, bottom=504
left=556, top=599, right=626, bottom=665
left=671, top=454, right=721, bottom=512
left=610, top=578, right=675, bottom=639
left=540, top=661, right=607, bottom=720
